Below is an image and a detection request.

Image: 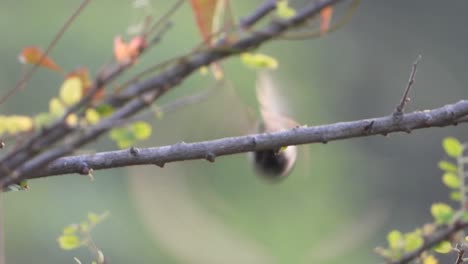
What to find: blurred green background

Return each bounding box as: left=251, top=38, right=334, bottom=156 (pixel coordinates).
left=0, top=0, right=467, bottom=263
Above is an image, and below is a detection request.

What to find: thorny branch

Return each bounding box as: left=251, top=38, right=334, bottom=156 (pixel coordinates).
left=389, top=220, right=468, bottom=264
left=23, top=99, right=468, bottom=179
left=0, top=0, right=346, bottom=188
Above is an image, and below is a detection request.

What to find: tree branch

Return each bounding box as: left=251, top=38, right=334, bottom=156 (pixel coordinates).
left=0, top=0, right=347, bottom=187
left=26, top=99, right=468, bottom=179
left=390, top=220, right=468, bottom=264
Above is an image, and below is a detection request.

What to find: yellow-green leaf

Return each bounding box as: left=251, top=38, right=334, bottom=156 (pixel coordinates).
left=241, top=53, right=278, bottom=69
left=58, top=234, right=82, bottom=250
left=404, top=232, right=423, bottom=252
left=88, top=212, right=101, bottom=224
left=438, top=161, right=457, bottom=173
left=442, top=137, right=463, bottom=158
left=62, top=225, right=78, bottom=235
left=60, top=77, right=83, bottom=106
left=132, top=121, right=152, bottom=140
left=433, top=240, right=452, bottom=254
left=442, top=172, right=460, bottom=188
left=96, top=104, right=114, bottom=117
left=85, top=109, right=100, bottom=125
left=34, top=112, right=53, bottom=128
left=450, top=191, right=461, bottom=201
left=276, top=0, right=296, bottom=18
left=431, top=203, right=454, bottom=225
left=49, top=97, right=65, bottom=116
left=8, top=115, right=33, bottom=133
left=423, top=255, right=438, bottom=264
left=387, top=230, right=403, bottom=249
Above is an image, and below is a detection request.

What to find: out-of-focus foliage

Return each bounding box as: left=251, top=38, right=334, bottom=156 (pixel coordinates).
left=2, top=1, right=468, bottom=264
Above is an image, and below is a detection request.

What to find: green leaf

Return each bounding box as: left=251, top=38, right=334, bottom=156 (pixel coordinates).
left=240, top=53, right=278, bottom=69
left=276, top=0, right=296, bottom=18
left=387, top=230, right=403, bottom=249
left=34, top=112, right=53, bottom=128
left=88, top=212, right=100, bottom=224
left=60, top=77, right=82, bottom=106
left=88, top=212, right=105, bottom=225
left=5, top=180, right=29, bottom=192
left=404, top=231, right=423, bottom=252
left=442, top=137, right=463, bottom=158
left=85, top=109, right=100, bottom=125
left=49, top=97, right=65, bottom=116
left=438, top=161, right=457, bottom=173
left=433, top=240, right=452, bottom=254
left=110, top=127, right=136, bottom=149
left=62, top=225, right=78, bottom=235
left=132, top=121, right=152, bottom=140
left=431, top=203, right=454, bottom=225
left=117, top=139, right=134, bottom=149
left=95, top=104, right=114, bottom=117
left=57, top=234, right=82, bottom=250
left=423, top=255, right=438, bottom=264
left=450, top=191, right=461, bottom=201
left=442, top=172, right=460, bottom=188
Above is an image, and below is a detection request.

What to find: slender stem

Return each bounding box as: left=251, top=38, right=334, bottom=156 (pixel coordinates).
left=0, top=0, right=93, bottom=104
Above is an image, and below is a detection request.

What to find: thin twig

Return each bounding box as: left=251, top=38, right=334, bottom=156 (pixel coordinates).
left=0, top=0, right=93, bottom=104
left=102, top=83, right=219, bottom=130
left=394, top=55, right=422, bottom=115
left=455, top=247, right=465, bottom=264
left=240, top=0, right=278, bottom=29
left=278, top=0, right=360, bottom=40
left=390, top=220, right=468, bottom=264
left=145, top=0, right=185, bottom=38
left=0, top=0, right=346, bottom=187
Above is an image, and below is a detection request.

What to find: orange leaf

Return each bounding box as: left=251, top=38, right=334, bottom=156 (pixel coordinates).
left=113, top=35, right=146, bottom=64
left=128, top=36, right=146, bottom=58
left=18, top=46, right=63, bottom=73
left=320, top=6, right=333, bottom=35
left=189, top=0, right=219, bottom=44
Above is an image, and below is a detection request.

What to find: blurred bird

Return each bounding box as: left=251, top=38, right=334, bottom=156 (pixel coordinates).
left=249, top=71, right=298, bottom=181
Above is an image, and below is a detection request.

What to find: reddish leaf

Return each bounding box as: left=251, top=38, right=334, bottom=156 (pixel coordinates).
left=189, top=0, right=219, bottom=44
left=113, top=35, right=147, bottom=64
left=18, top=46, right=63, bottom=73
left=320, top=6, right=333, bottom=34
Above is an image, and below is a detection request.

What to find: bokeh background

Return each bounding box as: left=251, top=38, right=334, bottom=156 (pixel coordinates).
left=0, top=0, right=467, bottom=263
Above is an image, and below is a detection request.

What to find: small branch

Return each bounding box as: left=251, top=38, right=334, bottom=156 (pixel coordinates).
left=0, top=0, right=346, bottom=188
left=0, top=0, right=93, bottom=104
left=24, top=99, right=468, bottom=179
left=240, top=0, right=278, bottom=29
left=394, top=55, right=422, bottom=115
left=391, top=221, right=468, bottom=264
left=455, top=247, right=465, bottom=264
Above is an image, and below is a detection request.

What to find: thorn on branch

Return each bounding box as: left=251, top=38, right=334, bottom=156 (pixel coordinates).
left=363, top=120, right=375, bottom=134
left=79, top=162, right=93, bottom=176
left=154, top=161, right=165, bottom=168
left=403, top=126, right=412, bottom=134
left=394, top=55, right=422, bottom=116
left=321, top=136, right=328, bottom=144
left=205, top=152, right=216, bottom=163
left=251, top=137, right=257, bottom=148
left=129, top=146, right=139, bottom=156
